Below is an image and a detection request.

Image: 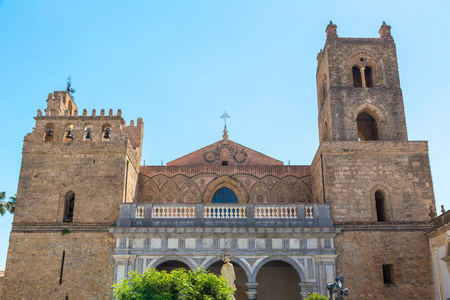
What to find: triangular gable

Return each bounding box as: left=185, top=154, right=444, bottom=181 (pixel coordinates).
left=167, top=134, right=283, bottom=167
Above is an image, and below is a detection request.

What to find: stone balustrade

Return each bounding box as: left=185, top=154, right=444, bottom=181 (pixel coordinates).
left=118, top=203, right=333, bottom=228
left=203, top=206, right=247, bottom=219
left=254, top=206, right=297, bottom=219
left=151, top=206, right=196, bottom=218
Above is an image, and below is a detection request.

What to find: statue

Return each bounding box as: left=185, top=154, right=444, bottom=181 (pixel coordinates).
left=221, top=252, right=236, bottom=298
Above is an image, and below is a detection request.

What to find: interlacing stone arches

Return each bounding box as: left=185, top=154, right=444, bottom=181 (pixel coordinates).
left=137, top=173, right=313, bottom=204
left=137, top=175, right=159, bottom=203
left=160, top=180, right=181, bottom=203
left=248, top=181, right=271, bottom=204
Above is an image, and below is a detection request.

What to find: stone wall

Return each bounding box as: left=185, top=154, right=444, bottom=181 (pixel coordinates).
left=335, top=230, right=434, bottom=299
left=13, top=105, right=143, bottom=223
left=2, top=231, right=115, bottom=300
left=311, top=141, right=435, bottom=222
left=2, top=92, right=143, bottom=299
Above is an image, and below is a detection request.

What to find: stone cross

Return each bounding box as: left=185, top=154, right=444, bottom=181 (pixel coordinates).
left=220, top=111, right=230, bottom=128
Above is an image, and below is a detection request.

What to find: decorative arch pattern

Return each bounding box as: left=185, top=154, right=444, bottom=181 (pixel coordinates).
left=137, top=174, right=313, bottom=204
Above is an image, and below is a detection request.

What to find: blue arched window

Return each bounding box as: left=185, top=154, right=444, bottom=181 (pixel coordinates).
left=212, top=187, right=238, bottom=203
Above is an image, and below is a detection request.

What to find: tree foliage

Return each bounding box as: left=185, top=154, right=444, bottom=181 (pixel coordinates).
left=113, top=267, right=234, bottom=300
left=305, top=292, right=329, bottom=300
left=0, top=191, right=15, bottom=216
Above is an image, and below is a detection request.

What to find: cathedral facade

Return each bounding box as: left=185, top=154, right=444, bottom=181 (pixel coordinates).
left=2, top=22, right=437, bottom=299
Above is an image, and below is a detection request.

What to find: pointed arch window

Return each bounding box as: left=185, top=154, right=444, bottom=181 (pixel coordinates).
left=357, top=112, right=379, bottom=140
left=375, top=190, right=386, bottom=222
left=212, top=187, right=238, bottom=203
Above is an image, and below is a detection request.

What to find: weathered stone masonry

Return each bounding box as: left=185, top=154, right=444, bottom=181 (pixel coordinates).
left=2, top=22, right=438, bottom=300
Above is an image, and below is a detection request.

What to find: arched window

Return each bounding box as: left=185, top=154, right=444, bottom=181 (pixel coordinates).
left=357, top=112, right=379, bottom=140
left=365, top=67, right=373, bottom=87
left=43, top=123, right=54, bottom=142
left=102, top=123, right=112, bottom=141
left=352, top=66, right=362, bottom=87
left=63, top=124, right=74, bottom=143
left=84, top=124, right=93, bottom=141
left=63, top=191, right=75, bottom=222
left=375, top=190, right=386, bottom=222
left=212, top=187, right=238, bottom=203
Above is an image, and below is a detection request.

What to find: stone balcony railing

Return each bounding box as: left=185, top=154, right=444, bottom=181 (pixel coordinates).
left=117, top=203, right=333, bottom=228
left=431, top=209, right=450, bottom=229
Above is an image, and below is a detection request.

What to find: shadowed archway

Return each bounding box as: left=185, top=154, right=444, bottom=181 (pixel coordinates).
left=255, top=260, right=301, bottom=300
left=206, top=260, right=248, bottom=300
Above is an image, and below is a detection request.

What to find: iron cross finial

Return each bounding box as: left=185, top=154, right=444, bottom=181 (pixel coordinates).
left=220, top=111, right=230, bottom=128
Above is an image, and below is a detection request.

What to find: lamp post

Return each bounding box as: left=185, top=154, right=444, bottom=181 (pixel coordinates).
left=326, top=274, right=348, bottom=300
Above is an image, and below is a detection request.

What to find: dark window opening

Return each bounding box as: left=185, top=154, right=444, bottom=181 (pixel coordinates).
left=63, top=191, right=75, bottom=223
left=212, top=187, right=238, bottom=203
left=365, top=67, right=373, bottom=87
left=382, top=264, right=394, bottom=284
left=65, top=128, right=73, bottom=140
left=323, top=121, right=329, bottom=141
left=357, top=112, right=379, bottom=141
left=63, top=124, right=74, bottom=143
left=59, top=250, right=65, bottom=285
left=375, top=190, right=386, bottom=222
left=352, top=66, right=362, bottom=87
left=321, top=77, right=327, bottom=107
left=102, top=124, right=112, bottom=141
left=84, top=124, right=93, bottom=141
left=222, top=161, right=228, bottom=166
left=44, top=124, right=54, bottom=142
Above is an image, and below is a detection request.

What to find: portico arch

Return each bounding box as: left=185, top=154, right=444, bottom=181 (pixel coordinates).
left=204, top=257, right=250, bottom=300
left=150, top=256, right=197, bottom=271
left=253, top=257, right=304, bottom=300
left=251, top=256, right=306, bottom=282
left=202, top=256, right=251, bottom=281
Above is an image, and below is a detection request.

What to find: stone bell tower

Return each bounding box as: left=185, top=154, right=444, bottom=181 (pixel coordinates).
left=316, top=21, right=408, bottom=142
left=311, top=22, right=436, bottom=299
left=2, top=90, right=143, bottom=299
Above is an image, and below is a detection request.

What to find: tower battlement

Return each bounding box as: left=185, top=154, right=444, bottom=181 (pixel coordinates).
left=31, top=91, right=144, bottom=153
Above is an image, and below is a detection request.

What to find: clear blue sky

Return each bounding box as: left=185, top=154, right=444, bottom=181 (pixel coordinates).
left=1, top=1, right=449, bottom=268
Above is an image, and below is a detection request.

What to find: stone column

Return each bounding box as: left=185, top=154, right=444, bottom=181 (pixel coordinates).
left=113, top=254, right=137, bottom=283
left=299, top=282, right=316, bottom=299
left=246, top=282, right=258, bottom=300
left=360, top=67, right=366, bottom=87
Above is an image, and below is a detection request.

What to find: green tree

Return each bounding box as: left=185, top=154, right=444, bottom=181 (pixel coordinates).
left=305, top=292, right=329, bottom=300
left=113, top=267, right=234, bottom=300
left=0, top=191, right=15, bottom=216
